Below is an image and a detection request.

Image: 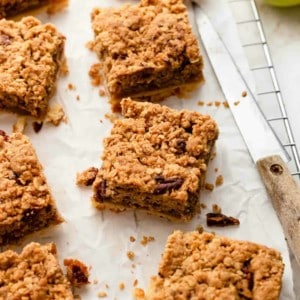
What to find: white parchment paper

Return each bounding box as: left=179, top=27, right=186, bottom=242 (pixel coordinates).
left=0, top=0, right=295, bottom=298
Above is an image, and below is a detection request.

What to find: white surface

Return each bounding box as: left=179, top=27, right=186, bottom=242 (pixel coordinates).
left=0, top=0, right=297, bottom=299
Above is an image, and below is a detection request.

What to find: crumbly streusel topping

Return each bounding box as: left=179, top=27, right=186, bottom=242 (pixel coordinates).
left=0, top=242, right=74, bottom=299
left=147, top=231, right=284, bottom=300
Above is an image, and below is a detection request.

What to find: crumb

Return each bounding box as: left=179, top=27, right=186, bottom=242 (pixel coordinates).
left=68, top=83, right=76, bottom=90
left=133, top=288, right=145, bottom=300
left=63, top=259, right=90, bottom=288
left=12, top=116, right=27, bottom=133
left=105, top=113, right=120, bottom=123
left=89, top=63, right=102, bottom=86
left=131, top=263, right=136, bottom=269
left=222, top=101, right=229, bottom=108
left=197, top=101, right=204, bottom=106
left=215, top=174, right=224, bottom=186
left=212, top=204, right=222, bottom=214
left=93, top=279, right=99, bottom=284
left=200, top=203, right=207, bottom=209
left=97, top=291, right=107, bottom=298
left=206, top=213, right=240, bottom=227
left=214, top=168, right=218, bottom=173
left=204, top=183, right=214, bottom=191
left=207, top=102, right=213, bottom=107
left=210, top=152, right=216, bottom=160
left=76, top=167, right=98, bottom=186
left=242, top=91, right=247, bottom=97
left=119, top=282, right=125, bottom=290
left=214, top=101, right=221, bottom=107
left=130, top=236, right=136, bottom=242
left=133, top=279, right=138, bottom=287
left=45, top=103, right=65, bottom=126
left=234, top=101, right=240, bottom=106
left=127, top=251, right=135, bottom=261
left=99, top=88, right=106, bottom=97
left=100, top=119, right=103, bottom=123
left=140, top=236, right=155, bottom=246
left=76, top=95, right=80, bottom=101
left=195, top=224, right=204, bottom=233
left=32, top=121, right=43, bottom=133
left=105, top=283, right=109, bottom=289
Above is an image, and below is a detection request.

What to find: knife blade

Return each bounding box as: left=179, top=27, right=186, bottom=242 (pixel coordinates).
left=195, top=7, right=300, bottom=265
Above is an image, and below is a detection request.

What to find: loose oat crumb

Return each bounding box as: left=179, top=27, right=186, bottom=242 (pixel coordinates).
left=133, top=288, right=145, bottom=300
left=68, top=83, right=76, bottom=90
left=105, top=283, right=110, bottom=289
left=204, top=183, right=214, bottom=191
left=222, top=101, right=229, bottom=108
left=76, top=95, right=80, bottom=101
left=89, top=63, right=102, bottom=86
left=127, top=251, right=135, bottom=260
left=119, top=282, right=125, bottom=290
left=197, top=101, right=204, bottom=106
left=13, top=116, right=27, bottom=133
left=130, top=236, right=136, bottom=242
left=63, top=259, right=90, bottom=287
left=212, top=204, right=222, bottom=214
left=210, top=152, right=216, bottom=161
left=215, top=175, right=224, bottom=187
left=97, top=291, right=107, bottom=298
left=214, top=167, right=218, bottom=173
left=93, top=279, right=99, bottom=284
left=207, top=102, right=213, bottom=106
left=140, top=236, right=155, bottom=246
left=76, top=167, right=98, bottom=186
left=133, top=279, right=138, bottom=287
left=214, top=101, right=221, bottom=107
left=200, top=203, right=207, bottom=209
left=105, top=113, right=120, bottom=123
left=242, top=91, right=247, bottom=97
left=234, top=101, right=240, bottom=106
left=45, top=103, right=65, bottom=126
left=131, top=263, right=136, bottom=269
left=99, top=88, right=106, bottom=97
left=196, top=224, right=204, bottom=233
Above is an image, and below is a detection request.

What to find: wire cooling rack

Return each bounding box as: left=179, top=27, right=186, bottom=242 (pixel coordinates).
left=228, top=0, right=300, bottom=183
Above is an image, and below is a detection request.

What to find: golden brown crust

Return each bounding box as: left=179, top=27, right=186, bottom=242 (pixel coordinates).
left=90, top=0, right=203, bottom=104
left=147, top=231, right=284, bottom=300
left=0, top=131, right=63, bottom=246
left=0, top=16, right=65, bottom=117
left=0, top=242, right=74, bottom=299
left=92, top=99, right=218, bottom=221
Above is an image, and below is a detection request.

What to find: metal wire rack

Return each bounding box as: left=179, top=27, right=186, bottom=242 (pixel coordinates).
left=228, top=0, right=300, bottom=182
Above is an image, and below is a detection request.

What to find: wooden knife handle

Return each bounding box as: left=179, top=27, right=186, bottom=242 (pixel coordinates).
left=257, top=155, right=300, bottom=265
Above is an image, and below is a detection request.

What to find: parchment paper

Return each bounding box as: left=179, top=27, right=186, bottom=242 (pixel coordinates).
left=0, top=0, right=295, bottom=298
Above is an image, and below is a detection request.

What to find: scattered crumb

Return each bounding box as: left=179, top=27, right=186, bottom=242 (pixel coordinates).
left=222, top=101, right=229, bottom=108
left=207, top=102, right=213, bottom=106
left=119, top=282, right=125, bottom=290
left=76, top=167, right=98, bottom=186
left=127, top=251, right=135, bottom=260
left=210, top=152, right=216, bottom=161
left=234, top=101, right=240, bottom=106
left=214, top=101, right=221, bottom=107
left=204, top=183, right=214, bottom=191
left=242, top=91, right=247, bottom=97
left=197, top=101, right=204, bottom=106
left=215, top=175, right=224, bottom=187
left=214, top=167, right=218, bottom=173
left=130, top=236, right=136, bottom=242
left=99, top=88, right=106, bottom=97
left=131, top=263, right=136, bottom=269
left=12, top=116, right=27, bottom=133
left=105, top=283, right=110, bottom=289
left=133, top=288, right=145, bottom=300
left=93, top=279, right=99, bottom=284
left=32, top=121, right=43, bottom=133
left=196, top=224, right=204, bottom=233
left=105, top=113, right=120, bottom=123
left=89, top=63, right=102, bottom=86
left=207, top=213, right=240, bottom=227
left=200, top=203, right=207, bottom=209
left=97, top=291, right=107, bottom=298
left=76, top=95, right=80, bottom=101
left=133, top=279, right=138, bottom=287
left=212, top=204, right=222, bottom=214
left=64, top=259, right=90, bottom=287
left=140, top=236, right=155, bottom=246
left=45, top=103, right=66, bottom=126
left=68, top=83, right=76, bottom=90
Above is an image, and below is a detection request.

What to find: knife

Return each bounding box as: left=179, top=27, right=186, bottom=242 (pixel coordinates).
left=195, top=7, right=300, bottom=265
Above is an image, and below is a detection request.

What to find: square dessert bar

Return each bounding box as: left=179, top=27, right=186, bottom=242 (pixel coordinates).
left=92, top=99, right=218, bottom=221
left=0, top=131, right=63, bottom=246
left=0, top=16, right=65, bottom=117
left=0, top=242, right=74, bottom=299
left=147, top=231, right=284, bottom=300
left=91, top=0, right=204, bottom=111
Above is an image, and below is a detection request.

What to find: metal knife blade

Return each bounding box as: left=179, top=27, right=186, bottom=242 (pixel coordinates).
left=196, top=7, right=300, bottom=265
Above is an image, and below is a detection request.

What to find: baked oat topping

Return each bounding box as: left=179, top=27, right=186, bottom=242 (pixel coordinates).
left=76, top=167, right=98, bottom=186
